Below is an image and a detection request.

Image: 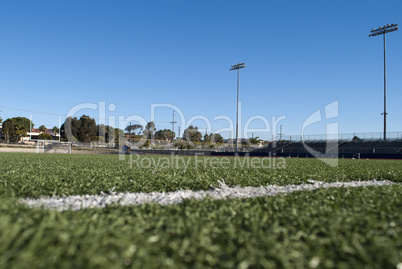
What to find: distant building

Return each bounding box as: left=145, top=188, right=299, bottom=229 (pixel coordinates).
left=225, top=138, right=248, bottom=144
left=0, top=125, right=59, bottom=143
left=22, top=128, right=60, bottom=141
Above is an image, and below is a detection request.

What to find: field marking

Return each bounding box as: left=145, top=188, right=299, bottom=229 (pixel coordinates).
left=20, top=180, right=394, bottom=211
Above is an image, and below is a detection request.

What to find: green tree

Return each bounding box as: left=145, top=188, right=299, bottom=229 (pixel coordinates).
left=77, top=115, right=97, bottom=143
left=125, top=124, right=143, bottom=136
left=143, top=122, right=156, bottom=140
left=204, top=133, right=224, bottom=144
left=61, top=117, right=80, bottom=141
left=95, top=124, right=116, bottom=146
left=154, top=129, right=175, bottom=141
left=52, top=126, right=59, bottom=134
left=107, top=126, right=115, bottom=146
left=61, top=115, right=97, bottom=143
left=183, top=125, right=202, bottom=143
left=114, top=128, right=126, bottom=145
left=39, top=125, right=47, bottom=133
left=2, top=120, right=15, bottom=142
left=140, top=139, right=151, bottom=149
left=95, top=136, right=106, bottom=142
left=97, top=124, right=113, bottom=143
left=211, top=133, right=224, bottom=144
left=38, top=132, right=53, bottom=140
left=106, top=125, right=115, bottom=143
left=248, top=136, right=260, bottom=145
left=2, top=117, right=32, bottom=143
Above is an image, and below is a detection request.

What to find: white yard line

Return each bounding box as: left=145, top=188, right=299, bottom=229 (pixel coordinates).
left=20, top=180, right=394, bottom=211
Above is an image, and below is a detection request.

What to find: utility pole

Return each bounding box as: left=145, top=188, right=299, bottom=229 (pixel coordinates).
left=279, top=125, right=284, bottom=141
left=170, top=110, right=177, bottom=139
left=30, top=114, right=32, bottom=140
left=369, top=23, right=398, bottom=140
left=59, top=116, right=61, bottom=141
left=230, top=62, right=246, bottom=153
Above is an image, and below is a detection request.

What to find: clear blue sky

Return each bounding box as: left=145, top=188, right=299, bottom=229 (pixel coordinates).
left=0, top=0, right=401, bottom=140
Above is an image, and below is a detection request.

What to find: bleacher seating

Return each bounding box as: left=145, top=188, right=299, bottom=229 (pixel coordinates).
left=338, top=140, right=402, bottom=154
left=252, top=139, right=402, bottom=158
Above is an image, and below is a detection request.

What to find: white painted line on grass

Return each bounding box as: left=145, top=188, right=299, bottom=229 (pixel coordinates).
left=20, top=180, right=394, bottom=211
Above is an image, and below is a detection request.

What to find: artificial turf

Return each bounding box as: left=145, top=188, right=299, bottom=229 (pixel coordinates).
left=0, top=153, right=401, bottom=268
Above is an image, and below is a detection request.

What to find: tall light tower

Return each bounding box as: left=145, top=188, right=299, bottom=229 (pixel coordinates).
left=230, top=62, right=246, bottom=153
left=170, top=110, right=177, bottom=139
left=369, top=23, right=398, bottom=140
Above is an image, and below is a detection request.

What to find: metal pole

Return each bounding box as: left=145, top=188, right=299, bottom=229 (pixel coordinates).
left=30, top=114, right=32, bottom=140
left=383, top=33, right=387, bottom=140
left=170, top=111, right=177, bottom=139
left=235, top=68, right=240, bottom=153
left=59, top=116, right=61, bottom=141
left=230, top=62, right=246, bottom=152
left=369, top=24, right=398, bottom=140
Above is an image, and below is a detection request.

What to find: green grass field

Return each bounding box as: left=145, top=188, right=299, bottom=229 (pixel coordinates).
left=0, top=153, right=401, bottom=268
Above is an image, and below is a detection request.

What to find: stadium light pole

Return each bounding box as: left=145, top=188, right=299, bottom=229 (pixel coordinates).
left=369, top=23, right=398, bottom=141
left=170, top=110, right=177, bottom=140
left=230, top=62, right=246, bottom=153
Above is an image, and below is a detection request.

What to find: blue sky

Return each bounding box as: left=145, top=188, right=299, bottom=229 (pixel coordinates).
left=0, top=0, right=401, bottom=140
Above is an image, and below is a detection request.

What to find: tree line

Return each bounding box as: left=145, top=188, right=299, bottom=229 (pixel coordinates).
left=60, top=116, right=225, bottom=144
left=0, top=115, right=225, bottom=144
left=1, top=117, right=60, bottom=143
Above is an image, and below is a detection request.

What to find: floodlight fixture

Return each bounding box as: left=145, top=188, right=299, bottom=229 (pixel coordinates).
left=369, top=23, right=398, bottom=37
left=369, top=23, right=398, bottom=140
left=230, top=62, right=246, bottom=153
left=230, top=62, right=246, bottom=71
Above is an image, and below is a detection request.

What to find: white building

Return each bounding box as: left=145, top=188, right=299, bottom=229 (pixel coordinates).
left=22, top=128, right=60, bottom=141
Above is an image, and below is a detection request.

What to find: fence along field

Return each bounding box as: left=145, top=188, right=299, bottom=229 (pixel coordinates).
left=0, top=152, right=401, bottom=268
